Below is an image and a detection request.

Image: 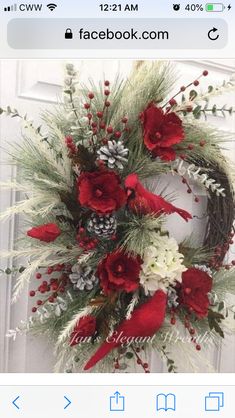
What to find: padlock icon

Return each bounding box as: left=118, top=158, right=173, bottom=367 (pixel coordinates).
left=65, top=28, right=73, bottom=39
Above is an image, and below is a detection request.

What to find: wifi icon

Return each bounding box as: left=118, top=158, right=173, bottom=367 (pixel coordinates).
left=47, top=3, right=57, bottom=11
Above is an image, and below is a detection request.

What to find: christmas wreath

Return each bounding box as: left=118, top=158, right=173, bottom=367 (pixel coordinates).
left=1, top=61, right=235, bottom=373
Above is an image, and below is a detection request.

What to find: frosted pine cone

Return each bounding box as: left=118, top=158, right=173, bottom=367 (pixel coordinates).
left=87, top=213, right=117, bottom=238
left=167, top=287, right=179, bottom=308
left=69, top=264, right=98, bottom=291
left=97, top=140, right=128, bottom=170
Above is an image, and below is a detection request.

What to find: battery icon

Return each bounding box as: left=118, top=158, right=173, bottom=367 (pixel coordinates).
left=206, top=3, right=225, bottom=11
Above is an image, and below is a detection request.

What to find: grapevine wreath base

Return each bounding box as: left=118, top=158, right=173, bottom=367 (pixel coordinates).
left=1, top=61, right=235, bottom=373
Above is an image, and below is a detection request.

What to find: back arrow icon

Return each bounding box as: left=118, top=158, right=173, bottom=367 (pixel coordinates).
left=12, top=396, right=20, bottom=410
left=208, top=27, right=219, bottom=41
left=64, top=396, right=72, bottom=410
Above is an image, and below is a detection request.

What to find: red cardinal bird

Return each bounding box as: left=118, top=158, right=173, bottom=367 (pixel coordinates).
left=84, top=290, right=166, bottom=371
left=125, top=173, right=192, bottom=222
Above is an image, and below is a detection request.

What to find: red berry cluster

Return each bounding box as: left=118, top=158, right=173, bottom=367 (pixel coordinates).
left=184, top=314, right=201, bottom=351
left=179, top=138, right=206, bottom=162
left=180, top=176, right=199, bottom=203
left=167, top=69, right=209, bottom=109
left=76, top=227, right=98, bottom=251
left=102, top=117, right=129, bottom=146
left=113, top=346, right=150, bottom=373
left=29, top=264, right=69, bottom=313
left=177, top=136, right=207, bottom=201
left=82, top=81, right=129, bottom=148
left=65, top=135, right=77, bottom=156
left=83, top=81, right=111, bottom=132
left=170, top=310, right=201, bottom=351
left=209, top=232, right=235, bottom=271
left=133, top=347, right=150, bottom=373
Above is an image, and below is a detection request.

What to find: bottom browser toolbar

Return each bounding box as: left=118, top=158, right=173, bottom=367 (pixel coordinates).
left=0, top=385, right=232, bottom=417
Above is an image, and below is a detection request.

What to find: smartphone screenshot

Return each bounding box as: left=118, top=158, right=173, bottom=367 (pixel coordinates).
left=0, top=0, right=234, bottom=416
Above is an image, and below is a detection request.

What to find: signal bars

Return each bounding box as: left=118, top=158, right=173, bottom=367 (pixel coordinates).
left=4, top=4, right=17, bottom=11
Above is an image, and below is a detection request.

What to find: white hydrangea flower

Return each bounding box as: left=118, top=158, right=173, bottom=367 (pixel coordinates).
left=140, top=232, right=186, bottom=294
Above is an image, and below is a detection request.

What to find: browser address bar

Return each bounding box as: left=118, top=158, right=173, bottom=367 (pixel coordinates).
left=7, top=18, right=228, bottom=49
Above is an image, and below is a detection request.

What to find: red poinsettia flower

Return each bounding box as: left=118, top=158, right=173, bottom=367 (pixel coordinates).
left=97, top=250, right=141, bottom=295
left=70, top=315, right=97, bottom=347
left=141, top=103, right=185, bottom=161
left=77, top=170, right=126, bottom=214
left=179, top=268, right=212, bottom=318
left=27, top=223, right=61, bottom=243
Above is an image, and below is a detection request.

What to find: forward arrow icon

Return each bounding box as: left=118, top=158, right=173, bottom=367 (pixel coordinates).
left=64, top=396, right=72, bottom=410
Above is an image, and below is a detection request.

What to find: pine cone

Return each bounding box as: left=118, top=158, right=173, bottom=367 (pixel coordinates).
left=167, top=287, right=179, bottom=308
left=87, top=213, right=117, bottom=238
left=69, top=264, right=98, bottom=291
left=97, top=140, right=128, bottom=170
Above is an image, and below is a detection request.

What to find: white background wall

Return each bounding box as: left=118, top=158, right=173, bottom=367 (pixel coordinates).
left=0, top=59, right=234, bottom=373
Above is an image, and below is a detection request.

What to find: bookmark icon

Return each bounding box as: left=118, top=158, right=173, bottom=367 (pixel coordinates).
left=156, top=393, right=176, bottom=412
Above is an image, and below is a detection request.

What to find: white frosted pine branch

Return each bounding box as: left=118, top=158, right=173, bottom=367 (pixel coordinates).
left=126, top=291, right=139, bottom=320
left=1, top=244, right=81, bottom=262
left=172, top=159, right=226, bottom=197
left=55, top=305, right=97, bottom=347
left=32, top=174, right=71, bottom=193
left=48, top=123, right=74, bottom=188
left=20, top=121, right=73, bottom=192
left=0, top=181, right=29, bottom=192
left=11, top=256, right=48, bottom=303
left=6, top=317, right=34, bottom=340
left=195, top=78, right=235, bottom=104
left=0, top=192, right=61, bottom=221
